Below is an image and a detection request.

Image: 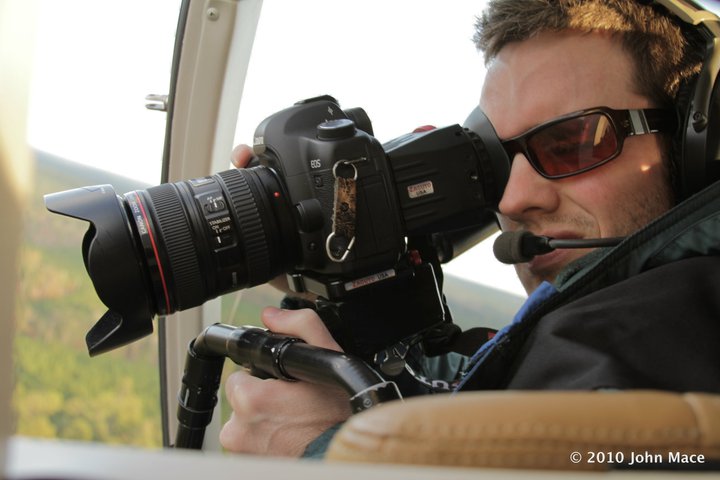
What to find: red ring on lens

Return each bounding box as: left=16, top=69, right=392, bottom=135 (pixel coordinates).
left=130, top=192, right=172, bottom=315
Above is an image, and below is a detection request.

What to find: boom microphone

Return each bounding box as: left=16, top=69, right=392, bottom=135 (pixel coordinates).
left=493, top=230, right=624, bottom=264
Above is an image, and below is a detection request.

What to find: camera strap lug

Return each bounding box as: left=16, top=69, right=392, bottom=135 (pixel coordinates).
left=326, top=159, right=364, bottom=262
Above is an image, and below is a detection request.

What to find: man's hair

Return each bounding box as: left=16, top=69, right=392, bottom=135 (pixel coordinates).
left=474, top=0, right=703, bottom=109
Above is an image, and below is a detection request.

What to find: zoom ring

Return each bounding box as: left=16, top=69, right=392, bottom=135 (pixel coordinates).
left=218, top=169, right=272, bottom=286
left=147, top=184, right=206, bottom=310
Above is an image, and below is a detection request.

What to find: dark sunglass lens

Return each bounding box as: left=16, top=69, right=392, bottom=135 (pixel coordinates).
left=528, top=113, right=619, bottom=177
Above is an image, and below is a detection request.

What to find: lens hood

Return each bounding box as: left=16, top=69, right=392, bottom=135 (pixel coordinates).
left=45, top=185, right=154, bottom=356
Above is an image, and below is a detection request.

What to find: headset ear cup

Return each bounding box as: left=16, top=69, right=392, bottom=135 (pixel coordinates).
left=706, top=78, right=720, bottom=186
left=675, top=71, right=720, bottom=202
left=653, top=0, right=720, bottom=202
left=671, top=76, right=694, bottom=202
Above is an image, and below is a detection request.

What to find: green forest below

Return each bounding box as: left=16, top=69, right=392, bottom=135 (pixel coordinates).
left=14, top=153, right=164, bottom=446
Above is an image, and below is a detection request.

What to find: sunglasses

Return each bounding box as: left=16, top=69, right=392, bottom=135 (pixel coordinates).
left=501, top=107, right=677, bottom=179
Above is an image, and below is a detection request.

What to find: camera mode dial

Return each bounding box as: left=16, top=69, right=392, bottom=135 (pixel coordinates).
left=317, top=118, right=356, bottom=140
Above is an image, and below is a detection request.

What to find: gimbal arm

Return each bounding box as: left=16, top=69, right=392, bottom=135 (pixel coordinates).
left=174, top=323, right=402, bottom=449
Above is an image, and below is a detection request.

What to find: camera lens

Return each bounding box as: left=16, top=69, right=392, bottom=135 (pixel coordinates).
left=45, top=166, right=298, bottom=355
left=128, top=167, right=297, bottom=315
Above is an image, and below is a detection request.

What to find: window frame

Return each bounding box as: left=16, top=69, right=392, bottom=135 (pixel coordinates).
left=158, top=0, right=263, bottom=448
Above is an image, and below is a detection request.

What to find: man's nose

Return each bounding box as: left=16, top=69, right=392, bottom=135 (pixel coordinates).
left=498, top=153, right=560, bottom=220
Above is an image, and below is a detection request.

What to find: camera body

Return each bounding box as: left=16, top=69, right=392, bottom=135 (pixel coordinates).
left=252, top=96, right=405, bottom=284
left=44, top=96, right=509, bottom=359
left=254, top=96, right=506, bottom=300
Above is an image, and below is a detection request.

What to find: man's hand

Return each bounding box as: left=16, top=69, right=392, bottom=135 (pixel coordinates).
left=219, top=307, right=352, bottom=456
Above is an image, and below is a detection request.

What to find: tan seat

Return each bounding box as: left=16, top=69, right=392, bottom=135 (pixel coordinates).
left=326, top=391, right=720, bottom=471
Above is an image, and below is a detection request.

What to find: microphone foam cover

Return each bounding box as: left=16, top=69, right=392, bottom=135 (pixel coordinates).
left=493, top=231, right=534, bottom=264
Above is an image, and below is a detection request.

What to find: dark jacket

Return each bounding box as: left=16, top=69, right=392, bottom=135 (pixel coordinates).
left=457, top=179, right=720, bottom=393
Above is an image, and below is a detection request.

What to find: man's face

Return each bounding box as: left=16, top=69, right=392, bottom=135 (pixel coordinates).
left=481, top=31, right=674, bottom=294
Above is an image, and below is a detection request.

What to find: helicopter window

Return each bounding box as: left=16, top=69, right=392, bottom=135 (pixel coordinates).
left=16, top=0, right=181, bottom=447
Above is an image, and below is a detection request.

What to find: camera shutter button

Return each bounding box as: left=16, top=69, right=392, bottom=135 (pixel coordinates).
left=317, top=118, right=356, bottom=140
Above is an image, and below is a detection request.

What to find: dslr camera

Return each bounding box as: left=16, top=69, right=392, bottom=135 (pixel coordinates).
left=45, top=96, right=509, bottom=363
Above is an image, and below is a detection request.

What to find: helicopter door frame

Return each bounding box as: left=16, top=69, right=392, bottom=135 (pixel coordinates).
left=159, top=0, right=263, bottom=449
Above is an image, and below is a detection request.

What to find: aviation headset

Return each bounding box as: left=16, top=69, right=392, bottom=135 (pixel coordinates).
left=649, top=0, right=720, bottom=200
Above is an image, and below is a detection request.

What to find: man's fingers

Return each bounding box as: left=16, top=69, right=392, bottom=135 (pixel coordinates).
left=261, top=307, right=342, bottom=351
left=231, top=144, right=254, bottom=168
left=220, top=368, right=351, bottom=456
left=224, top=369, right=260, bottom=414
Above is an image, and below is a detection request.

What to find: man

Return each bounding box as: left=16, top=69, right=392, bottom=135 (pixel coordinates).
left=220, top=0, right=719, bottom=457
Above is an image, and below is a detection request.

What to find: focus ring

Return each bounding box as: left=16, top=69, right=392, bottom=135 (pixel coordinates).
left=218, top=169, right=272, bottom=286
left=147, top=184, right=205, bottom=310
